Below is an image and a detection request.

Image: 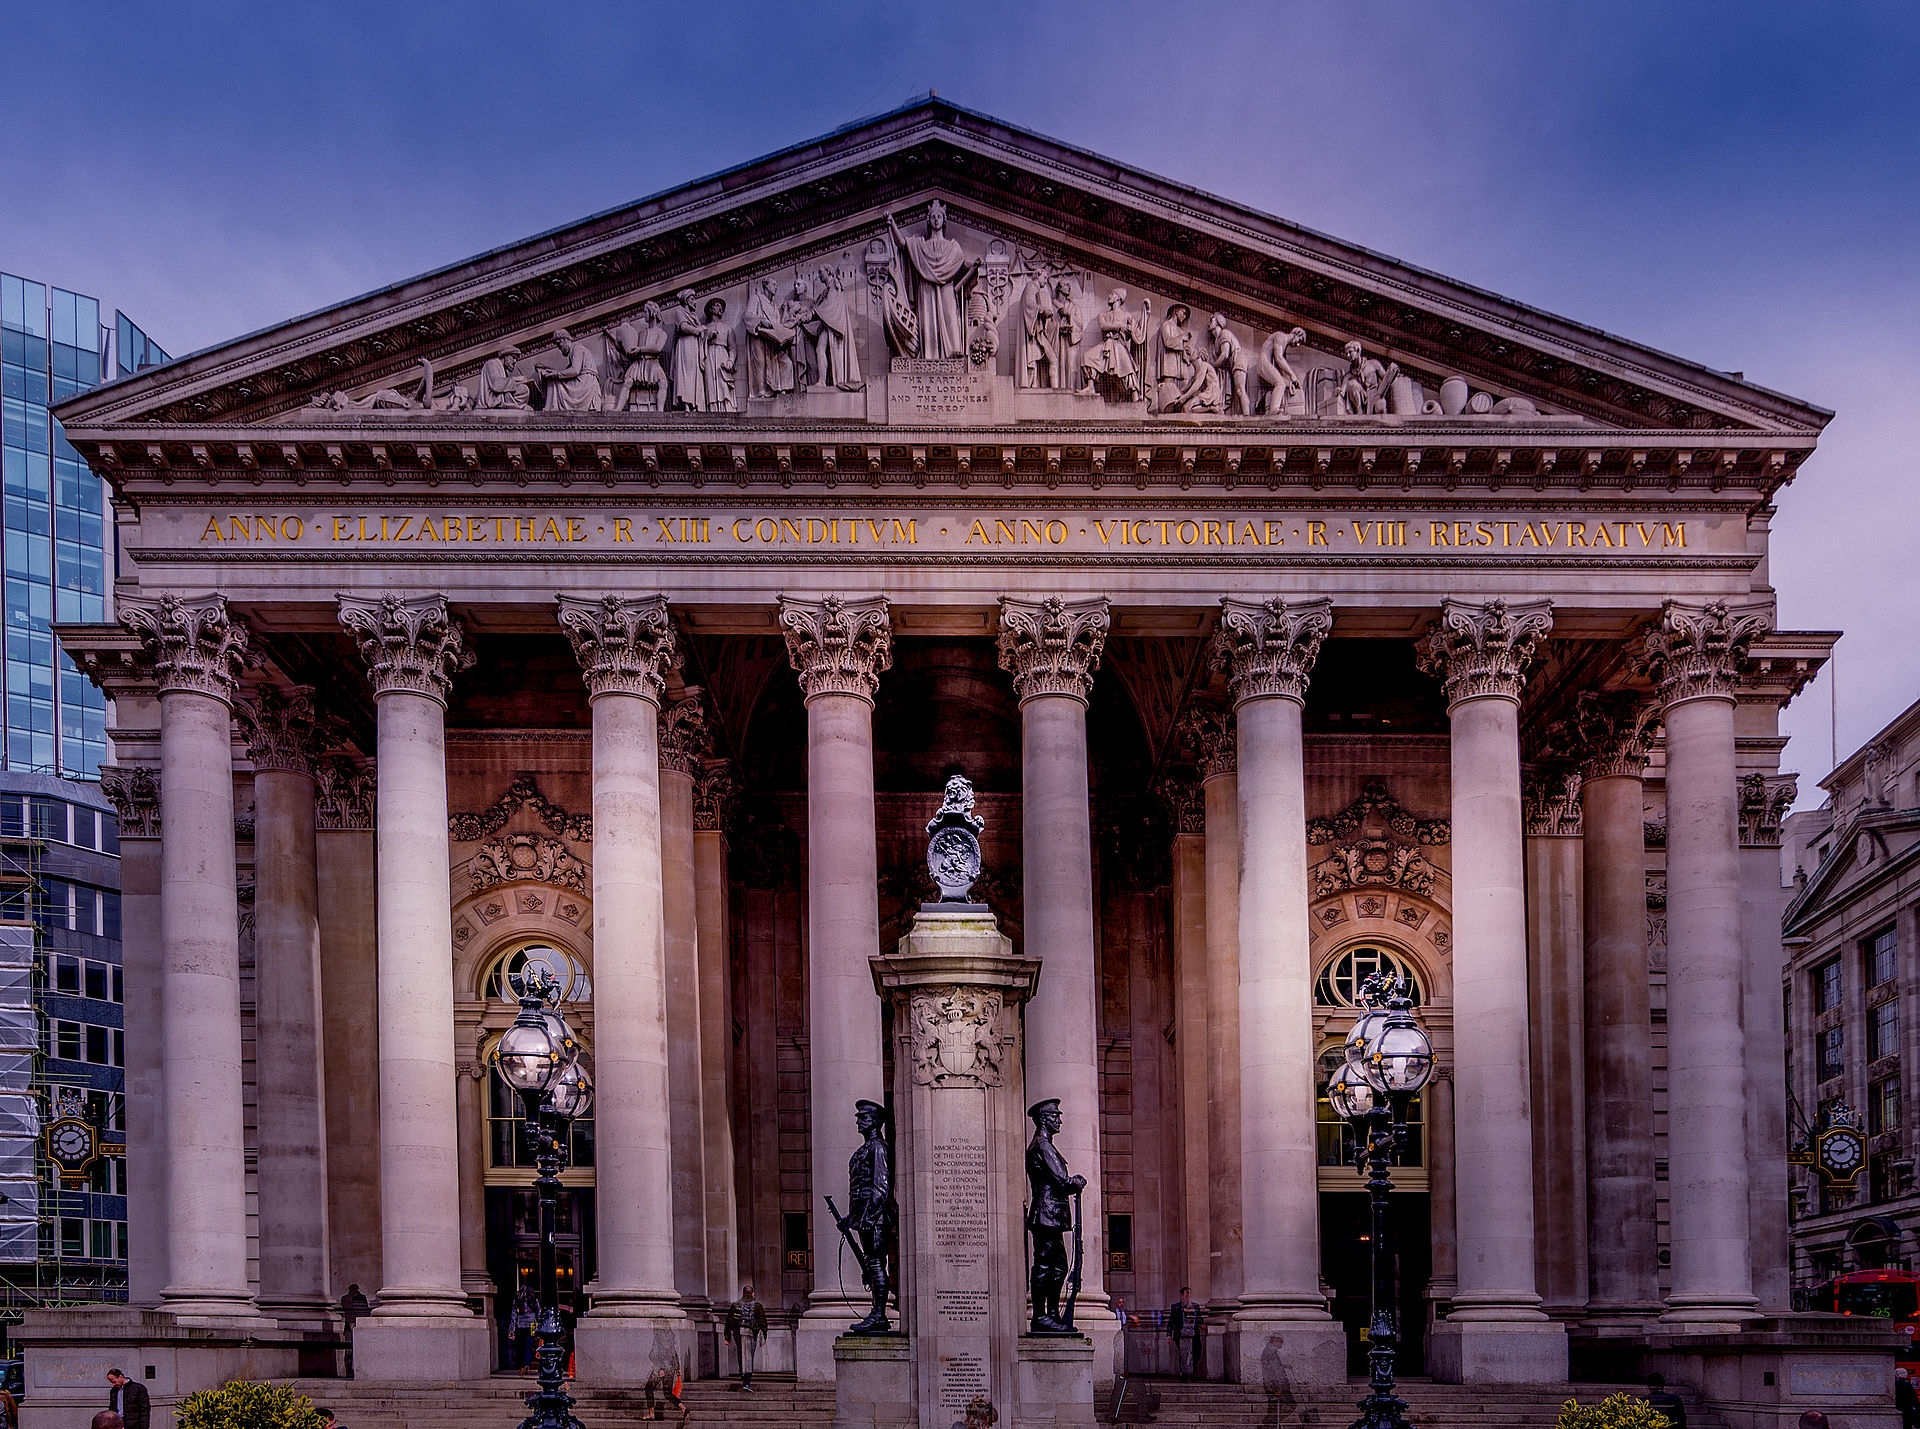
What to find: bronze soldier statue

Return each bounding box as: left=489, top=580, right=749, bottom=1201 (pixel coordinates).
left=1025, top=1098, right=1086, bottom=1334
left=838, top=1099, right=898, bottom=1334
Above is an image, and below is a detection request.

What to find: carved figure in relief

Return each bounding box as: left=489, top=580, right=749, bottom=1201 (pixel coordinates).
left=807, top=266, right=864, bottom=391
left=743, top=278, right=800, bottom=399
left=1256, top=327, right=1308, bottom=416
left=1336, top=339, right=1399, bottom=417
left=529, top=329, right=604, bottom=413
left=474, top=344, right=532, bottom=411
left=699, top=298, right=738, bottom=413
left=606, top=303, right=671, bottom=412
left=884, top=201, right=978, bottom=360
left=780, top=277, right=819, bottom=389
left=1208, top=313, right=1253, bottom=416
left=1153, top=303, right=1196, bottom=410
left=667, top=289, right=707, bottom=411
left=1017, top=276, right=1075, bottom=389
left=1078, top=288, right=1147, bottom=402
left=1164, top=349, right=1224, bottom=414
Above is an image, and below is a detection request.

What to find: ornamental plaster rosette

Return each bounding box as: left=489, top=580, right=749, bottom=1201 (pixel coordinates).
left=996, top=595, right=1110, bottom=704
left=778, top=594, right=893, bottom=702
left=1414, top=597, right=1553, bottom=706
left=337, top=592, right=473, bottom=703
left=1210, top=596, right=1332, bottom=705
left=1638, top=599, right=1772, bottom=707
left=119, top=592, right=251, bottom=704
left=555, top=593, right=679, bottom=702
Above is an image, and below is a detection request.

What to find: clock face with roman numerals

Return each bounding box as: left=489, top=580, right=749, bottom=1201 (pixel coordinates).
left=1818, top=1126, right=1865, bottom=1182
left=47, top=1118, right=94, bottom=1171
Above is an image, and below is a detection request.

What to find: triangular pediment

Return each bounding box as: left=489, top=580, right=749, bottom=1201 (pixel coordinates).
left=1786, top=807, right=1920, bottom=931
left=58, top=98, right=1827, bottom=444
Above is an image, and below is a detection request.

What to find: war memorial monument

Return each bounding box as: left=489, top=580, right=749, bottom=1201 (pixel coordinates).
left=13, top=99, right=1894, bottom=1426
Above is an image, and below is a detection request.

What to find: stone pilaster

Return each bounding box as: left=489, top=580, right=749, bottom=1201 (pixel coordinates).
left=557, top=594, right=689, bottom=1376
left=1210, top=596, right=1345, bottom=1382
left=780, top=594, right=893, bottom=1378
left=238, top=685, right=334, bottom=1323
left=658, top=688, right=712, bottom=1309
left=337, top=594, right=487, bottom=1377
left=1416, top=598, right=1566, bottom=1381
left=693, top=757, right=740, bottom=1304
left=1641, top=601, right=1770, bottom=1326
left=121, top=594, right=255, bottom=1320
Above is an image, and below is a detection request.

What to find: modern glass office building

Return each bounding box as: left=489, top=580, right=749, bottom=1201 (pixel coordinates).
left=0, top=274, right=162, bottom=1333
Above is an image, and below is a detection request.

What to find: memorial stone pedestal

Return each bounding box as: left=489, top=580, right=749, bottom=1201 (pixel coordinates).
left=845, top=902, right=1092, bottom=1429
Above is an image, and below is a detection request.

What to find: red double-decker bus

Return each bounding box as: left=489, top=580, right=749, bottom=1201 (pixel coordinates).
left=1812, top=1269, right=1920, bottom=1373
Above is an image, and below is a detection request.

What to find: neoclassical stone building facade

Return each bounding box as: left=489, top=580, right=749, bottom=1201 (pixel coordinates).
left=20, top=100, right=1851, bottom=1411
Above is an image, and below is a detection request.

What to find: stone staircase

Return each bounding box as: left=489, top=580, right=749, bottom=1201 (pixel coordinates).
left=290, top=1374, right=1703, bottom=1428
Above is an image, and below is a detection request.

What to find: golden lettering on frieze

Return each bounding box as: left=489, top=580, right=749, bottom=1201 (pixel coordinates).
left=192, top=510, right=1693, bottom=553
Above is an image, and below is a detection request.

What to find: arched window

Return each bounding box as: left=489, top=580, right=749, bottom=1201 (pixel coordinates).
left=483, top=942, right=592, bottom=1004
left=1313, top=943, right=1424, bottom=1008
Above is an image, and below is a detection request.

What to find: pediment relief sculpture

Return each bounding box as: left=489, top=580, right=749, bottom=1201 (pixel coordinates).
left=467, top=833, right=589, bottom=896
left=1306, top=779, right=1449, bottom=900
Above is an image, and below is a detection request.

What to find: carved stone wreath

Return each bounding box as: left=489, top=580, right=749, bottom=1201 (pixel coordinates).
left=909, top=985, right=1006, bottom=1088
left=468, top=833, right=589, bottom=895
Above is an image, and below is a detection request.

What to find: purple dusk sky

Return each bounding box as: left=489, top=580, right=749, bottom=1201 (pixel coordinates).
left=4, top=1, right=1913, bottom=802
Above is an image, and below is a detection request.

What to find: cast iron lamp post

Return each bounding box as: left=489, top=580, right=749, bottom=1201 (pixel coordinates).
left=493, top=965, right=594, bottom=1429
left=1326, top=970, right=1434, bottom=1429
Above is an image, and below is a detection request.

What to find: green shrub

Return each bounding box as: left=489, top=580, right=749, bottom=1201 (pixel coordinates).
left=176, top=1380, right=325, bottom=1429
left=1556, top=1393, right=1673, bottom=1429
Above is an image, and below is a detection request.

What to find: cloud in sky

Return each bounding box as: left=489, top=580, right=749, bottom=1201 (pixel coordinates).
left=4, top=0, right=1913, bottom=795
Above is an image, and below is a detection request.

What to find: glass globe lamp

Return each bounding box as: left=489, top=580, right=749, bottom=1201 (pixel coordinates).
left=495, top=1008, right=562, bottom=1094
left=1368, top=1012, right=1434, bottom=1095
left=549, top=1057, right=594, bottom=1120
left=1326, top=1059, right=1377, bottom=1121
left=1344, top=1006, right=1390, bottom=1068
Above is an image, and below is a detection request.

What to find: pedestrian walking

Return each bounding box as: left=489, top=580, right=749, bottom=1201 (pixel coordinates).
left=723, top=1283, right=768, bottom=1392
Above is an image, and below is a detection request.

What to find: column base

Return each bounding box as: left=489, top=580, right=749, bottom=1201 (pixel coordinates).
left=574, top=1306, right=694, bottom=1385
left=354, top=1312, right=492, bottom=1382
left=256, top=1296, right=337, bottom=1333
left=1658, top=1293, right=1762, bottom=1333
left=832, top=1334, right=915, bottom=1429
left=1228, top=1313, right=1349, bottom=1390
left=1428, top=1317, right=1569, bottom=1384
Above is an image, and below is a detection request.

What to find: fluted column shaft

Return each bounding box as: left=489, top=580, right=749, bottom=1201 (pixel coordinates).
left=694, top=761, right=740, bottom=1304
left=1000, top=596, right=1112, bottom=1320
left=1418, top=600, right=1551, bottom=1321
left=659, top=693, right=710, bottom=1306
left=779, top=595, right=892, bottom=1375
left=246, top=686, right=332, bottom=1319
left=1646, top=600, right=1769, bottom=1323
left=1573, top=696, right=1661, bottom=1317
left=121, top=594, right=254, bottom=1318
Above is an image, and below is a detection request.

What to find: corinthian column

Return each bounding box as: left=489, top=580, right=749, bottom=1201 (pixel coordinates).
left=1642, top=600, right=1770, bottom=1326
left=1415, top=598, right=1566, bottom=1382
left=780, top=594, right=892, bottom=1379
left=998, top=595, right=1113, bottom=1339
left=1210, top=596, right=1346, bottom=1383
left=556, top=595, right=688, bottom=1377
left=1565, top=694, right=1662, bottom=1319
left=120, top=593, right=254, bottom=1320
left=658, top=689, right=711, bottom=1308
left=694, top=759, right=740, bottom=1304
left=337, top=594, right=488, bottom=1377
left=238, top=684, right=333, bottom=1323
left=1161, top=774, right=1211, bottom=1304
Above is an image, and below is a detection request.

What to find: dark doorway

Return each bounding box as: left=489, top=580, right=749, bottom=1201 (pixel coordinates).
left=486, top=1186, right=597, bottom=1372
left=1320, top=1190, right=1431, bottom=1376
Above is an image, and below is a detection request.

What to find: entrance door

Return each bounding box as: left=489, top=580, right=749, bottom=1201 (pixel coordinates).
left=486, top=1186, right=597, bottom=1371
left=1319, top=1191, right=1431, bottom=1376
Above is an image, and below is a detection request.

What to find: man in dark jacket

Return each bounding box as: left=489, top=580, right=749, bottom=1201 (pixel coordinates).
left=105, top=1368, right=150, bottom=1429
left=1644, top=1373, right=1686, bottom=1429
left=1168, top=1287, right=1203, bottom=1379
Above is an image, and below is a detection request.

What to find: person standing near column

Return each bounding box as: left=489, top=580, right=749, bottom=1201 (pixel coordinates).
left=1210, top=596, right=1346, bottom=1384
left=239, top=683, right=334, bottom=1325
left=1564, top=692, right=1663, bottom=1320
left=555, top=594, right=689, bottom=1378
left=1415, top=597, right=1567, bottom=1382
left=336, top=593, right=488, bottom=1377
left=119, top=593, right=254, bottom=1321
left=778, top=594, right=893, bottom=1379
left=998, top=594, right=1115, bottom=1356
left=1641, top=600, right=1770, bottom=1326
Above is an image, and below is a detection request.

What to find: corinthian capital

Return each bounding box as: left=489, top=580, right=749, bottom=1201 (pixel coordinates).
left=338, top=594, right=473, bottom=703
left=1556, top=691, right=1660, bottom=781
left=694, top=757, right=738, bottom=834
left=237, top=684, right=329, bottom=776
left=99, top=765, right=161, bottom=839
left=1210, top=596, right=1333, bottom=706
left=119, top=593, right=250, bottom=703
left=556, top=594, right=679, bottom=702
left=1178, top=698, right=1237, bottom=779
left=997, top=596, right=1110, bottom=704
left=313, top=754, right=376, bottom=831
left=1415, top=598, right=1553, bottom=706
left=658, top=687, right=712, bottom=775
left=1639, top=600, right=1771, bottom=707
left=1522, top=764, right=1583, bottom=837
left=779, top=595, right=893, bottom=703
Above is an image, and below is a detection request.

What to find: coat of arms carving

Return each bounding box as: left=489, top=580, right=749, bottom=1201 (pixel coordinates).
left=909, top=985, right=1005, bottom=1088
